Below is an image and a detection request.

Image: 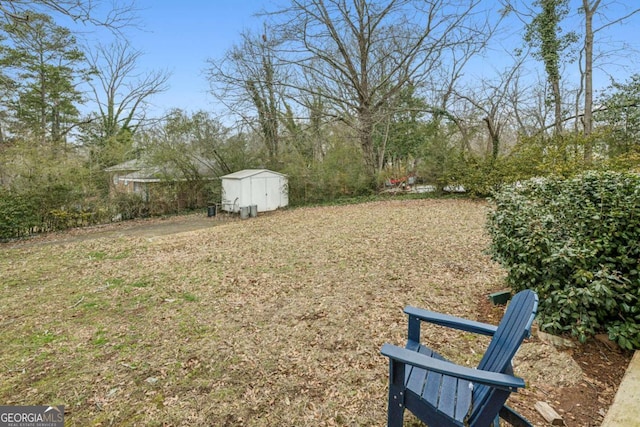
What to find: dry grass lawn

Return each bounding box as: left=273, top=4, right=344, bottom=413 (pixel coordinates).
left=0, top=199, right=560, bottom=425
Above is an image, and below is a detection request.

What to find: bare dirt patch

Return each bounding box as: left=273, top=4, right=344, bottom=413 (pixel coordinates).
left=3, top=211, right=237, bottom=247
left=477, top=297, right=632, bottom=427
left=0, top=199, right=631, bottom=426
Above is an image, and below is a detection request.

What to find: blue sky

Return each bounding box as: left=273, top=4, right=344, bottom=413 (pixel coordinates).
left=86, top=0, right=640, bottom=120
left=113, top=0, right=268, bottom=117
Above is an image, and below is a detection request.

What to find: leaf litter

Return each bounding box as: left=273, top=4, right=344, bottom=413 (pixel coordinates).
left=0, top=199, right=628, bottom=426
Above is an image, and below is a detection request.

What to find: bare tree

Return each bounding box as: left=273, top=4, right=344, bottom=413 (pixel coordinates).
left=86, top=40, right=170, bottom=140
left=425, top=40, right=493, bottom=155
left=580, top=0, right=640, bottom=162
left=272, top=0, right=496, bottom=180
left=454, top=55, right=527, bottom=160
left=206, top=27, right=288, bottom=167
left=0, top=0, right=137, bottom=31
left=508, top=0, right=640, bottom=145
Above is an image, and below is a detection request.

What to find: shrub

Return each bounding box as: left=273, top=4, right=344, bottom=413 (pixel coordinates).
left=112, top=193, right=148, bottom=220
left=450, top=155, right=538, bottom=197
left=0, top=190, right=39, bottom=240
left=282, top=143, right=373, bottom=206
left=0, top=185, right=113, bottom=239
left=487, top=171, right=640, bottom=349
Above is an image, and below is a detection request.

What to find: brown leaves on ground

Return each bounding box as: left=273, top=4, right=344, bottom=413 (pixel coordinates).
left=0, top=199, right=630, bottom=426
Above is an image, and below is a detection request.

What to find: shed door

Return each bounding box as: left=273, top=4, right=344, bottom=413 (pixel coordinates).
left=250, top=176, right=282, bottom=211
left=250, top=176, right=278, bottom=212
left=265, top=177, right=281, bottom=211
left=250, top=177, right=268, bottom=212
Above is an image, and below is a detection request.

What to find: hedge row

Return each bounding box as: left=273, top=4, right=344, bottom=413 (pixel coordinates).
left=0, top=195, right=110, bottom=241
left=487, top=171, right=640, bottom=349
left=0, top=190, right=39, bottom=240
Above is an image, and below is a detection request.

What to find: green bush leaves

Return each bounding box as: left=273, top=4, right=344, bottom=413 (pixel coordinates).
left=488, top=171, right=640, bottom=349
left=0, top=190, right=38, bottom=240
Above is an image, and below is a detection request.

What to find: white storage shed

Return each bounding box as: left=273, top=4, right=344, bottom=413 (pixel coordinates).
left=221, top=169, right=288, bottom=213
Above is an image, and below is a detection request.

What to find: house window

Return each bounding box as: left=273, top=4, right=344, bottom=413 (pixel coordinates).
left=133, top=182, right=148, bottom=201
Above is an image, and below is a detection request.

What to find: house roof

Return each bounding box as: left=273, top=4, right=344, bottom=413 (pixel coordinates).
left=106, top=156, right=216, bottom=182
left=221, top=169, right=287, bottom=180
left=117, top=166, right=164, bottom=183
left=104, top=159, right=145, bottom=172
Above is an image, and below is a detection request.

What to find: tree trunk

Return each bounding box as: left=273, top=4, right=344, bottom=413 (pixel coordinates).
left=582, top=0, right=599, bottom=163
left=358, top=107, right=377, bottom=178
left=525, top=0, right=571, bottom=136
left=52, top=106, right=61, bottom=147
left=552, top=79, right=563, bottom=135
left=483, top=117, right=500, bottom=160
left=40, top=66, right=47, bottom=145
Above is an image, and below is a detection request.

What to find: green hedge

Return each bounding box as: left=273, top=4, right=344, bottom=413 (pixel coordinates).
left=487, top=171, right=640, bottom=349
left=0, top=190, right=39, bottom=240
left=0, top=187, right=113, bottom=240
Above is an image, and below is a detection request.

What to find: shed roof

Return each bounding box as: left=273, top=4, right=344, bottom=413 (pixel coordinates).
left=221, top=169, right=287, bottom=180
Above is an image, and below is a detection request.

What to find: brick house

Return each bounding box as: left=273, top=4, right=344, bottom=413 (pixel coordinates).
left=105, top=158, right=216, bottom=210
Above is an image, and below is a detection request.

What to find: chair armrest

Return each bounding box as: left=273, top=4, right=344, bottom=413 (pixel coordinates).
left=381, top=344, right=525, bottom=392
left=404, top=306, right=498, bottom=336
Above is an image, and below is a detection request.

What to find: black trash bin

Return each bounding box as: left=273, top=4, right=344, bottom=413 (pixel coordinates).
left=207, top=205, right=217, bottom=217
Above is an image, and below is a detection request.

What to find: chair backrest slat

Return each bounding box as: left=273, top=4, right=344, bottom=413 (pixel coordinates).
left=470, top=290, right=538, bottom=423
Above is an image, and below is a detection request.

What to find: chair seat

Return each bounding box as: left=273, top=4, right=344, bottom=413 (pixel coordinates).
left=404, top=344, right=472, bottom=425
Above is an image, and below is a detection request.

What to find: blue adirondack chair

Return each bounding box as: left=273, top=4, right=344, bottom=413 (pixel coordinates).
left=381, top=289, right=538, bottom=427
